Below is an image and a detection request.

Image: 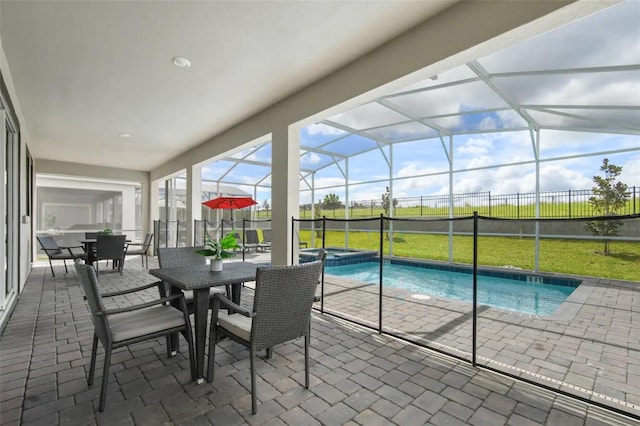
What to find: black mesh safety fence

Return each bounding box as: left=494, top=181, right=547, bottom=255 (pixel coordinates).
left=293, top=213, right=640, bottom=419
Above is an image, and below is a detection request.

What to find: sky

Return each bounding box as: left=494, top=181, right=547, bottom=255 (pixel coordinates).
left=202, top=1, right=640, bottom=207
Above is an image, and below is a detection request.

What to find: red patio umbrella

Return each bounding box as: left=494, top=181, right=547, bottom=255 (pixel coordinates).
left=202, top=196, right=257, bottom=210
left=202, top=196, right=258, bottom=225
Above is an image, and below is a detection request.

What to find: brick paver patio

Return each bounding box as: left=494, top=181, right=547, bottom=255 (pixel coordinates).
left=0, top=255, right=638, bottom=425
left=318, top=268, right=640, bottom=419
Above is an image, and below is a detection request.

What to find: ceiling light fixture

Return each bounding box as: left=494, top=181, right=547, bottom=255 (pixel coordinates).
left=172, top=56, right=191, bottom=69
left=118, top=132, right=132, bottom=138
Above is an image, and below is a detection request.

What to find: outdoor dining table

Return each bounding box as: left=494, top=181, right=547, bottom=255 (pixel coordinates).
left=148, top=261, right=259, bottom=383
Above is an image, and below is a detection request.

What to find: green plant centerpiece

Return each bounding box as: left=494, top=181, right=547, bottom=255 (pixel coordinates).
left=97, top=227, right=113, bottom=236
left=195, top=234, right=240, bottom=271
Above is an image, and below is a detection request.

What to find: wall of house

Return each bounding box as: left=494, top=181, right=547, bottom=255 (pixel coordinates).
left=0, top=27, right=31, bottom=332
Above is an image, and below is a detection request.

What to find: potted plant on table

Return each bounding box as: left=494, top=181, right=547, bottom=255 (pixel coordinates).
left=195, top=233, right=240, bottom=271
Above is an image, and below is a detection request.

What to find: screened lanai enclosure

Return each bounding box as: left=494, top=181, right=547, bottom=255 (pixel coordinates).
left=181, top=0, right=639, bottom=219
left=160, top=1, right=640, bottom=247
left=153, top=3, right=640, bottom=418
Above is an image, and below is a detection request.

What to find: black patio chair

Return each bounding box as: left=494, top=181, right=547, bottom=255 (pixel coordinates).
left=74, top=260, right=194, bottom=412
left=95, top=235, right=127, bottom=274
left=208, top=260, right=323, bottom=414
left=125, top=233, right=153, bottom=268
left=36, top=235, right=86, bottom=277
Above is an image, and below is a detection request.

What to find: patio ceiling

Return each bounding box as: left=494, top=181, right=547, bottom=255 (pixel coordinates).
left=0, top=0, right=457, bottom=171
left=206, top=1, right=640, bottom=189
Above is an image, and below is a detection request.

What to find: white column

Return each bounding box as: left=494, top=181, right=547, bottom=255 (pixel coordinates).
left=186, top=164, right=202, bottom=245
left=121, top=186, right=136, bottom=236
left=271, top=125, right=299, bottom=265
left=150, top=180, right=160, bottom=254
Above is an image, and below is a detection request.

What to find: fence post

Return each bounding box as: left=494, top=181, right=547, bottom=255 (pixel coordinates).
left=568, top=189, right=572, bottom=218
left=517, top=193, right=520, bottom=219
left=242, top=219, right=246, bottom=262
left=420, top=196, right=423, bottom=217
left=488, top=191, right=492, bottom=217
left=634, top=186, right=637, bottom=215
left=320, top=217, right=326, bottom=314
left=378, top=214, right=384, bottom=334
left=472, top=211, right=478, bottom=367
left=290, top=217, right=295, bottom=265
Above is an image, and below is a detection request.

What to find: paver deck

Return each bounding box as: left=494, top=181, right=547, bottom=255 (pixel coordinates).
left=0, top=255, right=638, bottom=425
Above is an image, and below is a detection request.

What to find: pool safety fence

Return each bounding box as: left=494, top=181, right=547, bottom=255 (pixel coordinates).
left=293, top=213, right=640, bottom=420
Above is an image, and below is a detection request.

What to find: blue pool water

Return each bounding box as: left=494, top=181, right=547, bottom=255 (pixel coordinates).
left=325, top=261, right=579, bottom=316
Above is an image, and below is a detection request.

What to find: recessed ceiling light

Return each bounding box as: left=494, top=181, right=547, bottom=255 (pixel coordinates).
left=118, top=132, right=131, bottom=138
left=172, top=56, right=191, bottom=69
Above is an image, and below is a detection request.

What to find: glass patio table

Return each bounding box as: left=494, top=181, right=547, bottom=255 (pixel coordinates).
left=149, top=261, right=259, bottom=383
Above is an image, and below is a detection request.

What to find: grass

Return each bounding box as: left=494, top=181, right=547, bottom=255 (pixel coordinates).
left=299, top=230, right=640, bottom=282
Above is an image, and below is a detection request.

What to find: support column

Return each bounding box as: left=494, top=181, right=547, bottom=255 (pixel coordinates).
left=271, top=125, right=299, bottom=265
left=121, top=187, right=136, bottom=237
left=186, top=164, right=202, bottom=246
left=149, top=180, right=160, bottom=254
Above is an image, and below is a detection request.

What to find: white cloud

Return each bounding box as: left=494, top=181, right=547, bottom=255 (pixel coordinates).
left=429, top=162, right=594, bottom=195
left=621, top=154, right=640, bottom=185
left=457, top=137, right=493, bottom=156
left=302, top=152, right=322, bottom=165
left=305, top=123, right=344, bottom=136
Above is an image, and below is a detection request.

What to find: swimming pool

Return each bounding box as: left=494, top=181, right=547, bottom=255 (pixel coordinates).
left=325, top=261, right=580, bottom=316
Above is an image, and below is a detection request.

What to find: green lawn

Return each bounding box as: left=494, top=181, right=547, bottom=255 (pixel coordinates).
left=300, top=230, right=640, bottom=282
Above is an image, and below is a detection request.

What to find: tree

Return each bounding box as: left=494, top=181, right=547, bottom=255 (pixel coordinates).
left=314, top=202, right=323, bottom=239
left=584, top=158, right=629, bottom=255
left=381, top=186, right=398, bottom=216
left=323, top=193, right=341, bottom=210
left=262, top=199, right=269, bottom=213
left=381, top=186, right=399, bottom=241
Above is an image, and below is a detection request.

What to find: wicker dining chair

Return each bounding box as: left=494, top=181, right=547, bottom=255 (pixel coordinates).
left=208, top=260, right=323, bottom=414
left=74, top=260, right=195, bottom=412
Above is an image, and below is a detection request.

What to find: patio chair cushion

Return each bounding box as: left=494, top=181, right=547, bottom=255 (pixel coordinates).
left=218, top=312, right=252, bottom=342
left=109, top=305, right=186, bottom=343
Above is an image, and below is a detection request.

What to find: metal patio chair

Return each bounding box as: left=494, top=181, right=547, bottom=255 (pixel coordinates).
left=95, top=235, right=127, bottom=274
left=208, top=260, right=323, bottom=414
left=125, top=233, right=153, bottom=268
left=36, top=235, right=86, bottom=277
left=74, top=260, right=195, bottom=412
left=257, top=228, right=271, bottom=251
